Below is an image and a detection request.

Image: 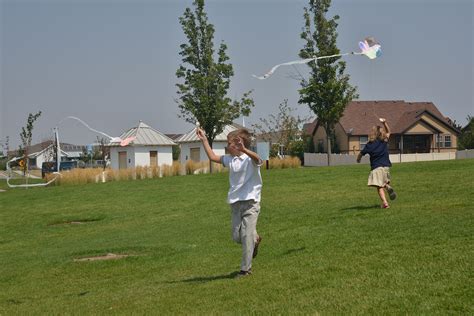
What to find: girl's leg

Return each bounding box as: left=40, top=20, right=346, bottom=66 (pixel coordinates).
left=377, top=187, right=389, bottom=207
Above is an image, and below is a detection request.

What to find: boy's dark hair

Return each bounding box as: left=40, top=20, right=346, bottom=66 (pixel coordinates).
left=228, top=129, right=251, bottom=148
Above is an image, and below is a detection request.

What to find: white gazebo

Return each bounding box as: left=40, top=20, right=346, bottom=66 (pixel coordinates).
left=176, top=124, right=244, bottom=164
left=109, top=121, right=176, bottom=169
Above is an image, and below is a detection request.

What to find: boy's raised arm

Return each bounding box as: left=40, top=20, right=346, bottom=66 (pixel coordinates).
left=235, top=137, right=263, bottom=165
left=196, top=128, right=222, bottom=163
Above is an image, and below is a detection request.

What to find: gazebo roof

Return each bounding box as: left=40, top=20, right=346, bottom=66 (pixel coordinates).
left=176, top=124, right=241, bottom=143
left=110, top=121, right=176, bottom=146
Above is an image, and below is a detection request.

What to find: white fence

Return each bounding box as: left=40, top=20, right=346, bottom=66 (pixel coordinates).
left=304, top=149, right=474, bottom=167
left=456, top=149, right=474, bottom=160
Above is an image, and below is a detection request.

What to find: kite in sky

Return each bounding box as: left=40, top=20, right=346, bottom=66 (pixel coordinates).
left=252, top=37, right=382, bottom=80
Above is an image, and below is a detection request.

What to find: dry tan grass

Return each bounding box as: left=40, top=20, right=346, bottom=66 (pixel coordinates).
left=44, top=159, right=232, bottom=186
left=185, top=160, right=206, bottom=175
left=46, top=168, right=103, bottom=186
left=184, top=160, right=227, bottom=175
left=151, top=165, right=160, bottom=178
left=172, top=161, right=182, bottom=176
left=269, top=156, right=301, bottom=169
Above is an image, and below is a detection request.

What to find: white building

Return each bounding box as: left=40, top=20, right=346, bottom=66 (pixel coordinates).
left=28, top=144, right=69, bottom=169
left=109, top=121, right=176, bottom=169
left=176, top=124, right=242, bottom=164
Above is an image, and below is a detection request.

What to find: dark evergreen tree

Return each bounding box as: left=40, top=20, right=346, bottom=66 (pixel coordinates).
left=298, top=0, right=357, bottom=165
left=176, top=0, right=254, bottom=149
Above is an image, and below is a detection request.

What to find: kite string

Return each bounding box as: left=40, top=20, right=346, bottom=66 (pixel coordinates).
left=59, top=116, right=113, bottom=140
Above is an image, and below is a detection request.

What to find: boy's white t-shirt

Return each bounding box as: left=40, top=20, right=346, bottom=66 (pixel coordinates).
left=221, top=153, right=263, bottom=204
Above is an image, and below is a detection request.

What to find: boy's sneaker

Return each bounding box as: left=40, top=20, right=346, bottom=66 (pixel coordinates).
left=253, top=235, right=262, bottom=258
left=381, top=203, right=390, bottom=209
left=386, top=185, right=397, bottom=200
left=234, top=270, right=252, bottom=279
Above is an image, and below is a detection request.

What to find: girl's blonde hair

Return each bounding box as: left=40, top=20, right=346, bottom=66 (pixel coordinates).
left=227, top=129, right=251, bottom=148
left=368, top=125, right=387, bottom=142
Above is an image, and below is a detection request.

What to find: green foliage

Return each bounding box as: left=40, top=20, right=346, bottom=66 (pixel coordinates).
left=0, top=157, right=6, bottom=171
left=458, top=115, right=474, bottom=149
left=172, top=145, right=181, bottom=161
left=253, top=99, right=307, bottom=156
left=304, top=134, right=315, bottom=153
left=176, top=0, right=254, bottom=145
left=270, top=143, right=280, bottom=158
left=19, top=111, right=42, bottom=173
left=298, top=0, right=357, bottom=157
left=0, top=159, right=473, bottom=314
left=79, top=144, right=102, bottom=164
left=287, top=139, right=305, bottom=161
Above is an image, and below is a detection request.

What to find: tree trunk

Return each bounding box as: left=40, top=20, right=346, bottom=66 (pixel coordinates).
left=209, top=140, right=214, bottom=174
left=326, top=127, right=332, bottom=166
left=326, top=134, right=332, bottom=166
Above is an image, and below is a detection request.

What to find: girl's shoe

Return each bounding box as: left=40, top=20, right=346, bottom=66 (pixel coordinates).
left=386, top=185, right=397, bottom=200
left=381, top=203, right=390, bottom=209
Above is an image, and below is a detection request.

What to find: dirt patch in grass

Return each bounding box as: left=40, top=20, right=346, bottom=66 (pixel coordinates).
left=74, top=253, right=132, bottom=262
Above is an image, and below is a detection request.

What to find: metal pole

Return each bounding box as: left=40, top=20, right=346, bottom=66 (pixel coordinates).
left=55, top=127, right=60, bottom=172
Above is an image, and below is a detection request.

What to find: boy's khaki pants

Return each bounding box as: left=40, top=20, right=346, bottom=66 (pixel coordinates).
left=230, top=200, right=260, bottom=272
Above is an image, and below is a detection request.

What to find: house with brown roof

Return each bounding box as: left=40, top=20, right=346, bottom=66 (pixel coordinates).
left=304, top=100, right=460, bottom=154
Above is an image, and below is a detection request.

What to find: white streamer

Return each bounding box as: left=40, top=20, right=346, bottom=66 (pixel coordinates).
left=252, top=52, right=360, bottom=80
left=253, top=37, right=382, bottom=80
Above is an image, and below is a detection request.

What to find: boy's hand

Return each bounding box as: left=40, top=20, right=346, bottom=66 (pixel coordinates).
left=196, top=128, right=207, bottom=141
left=379, top=118, right=386, bottom=123
left=234, top=137, right=246, bottom=152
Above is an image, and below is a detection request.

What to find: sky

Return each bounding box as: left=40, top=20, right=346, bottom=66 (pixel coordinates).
left=1, top=0, right=473, bottom=150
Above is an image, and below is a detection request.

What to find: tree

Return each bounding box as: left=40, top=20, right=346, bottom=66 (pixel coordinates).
left=458, top=115, right=474, bottom=150
left=172, top=145, right=181, bottom=161
left=1, top=135, right=8, bottom=158
left=252, top=99, right=308, bottom=160
left=176, top=0, right=254, bottom=170
left=96, top=137, right=110, bottom=170
left=298, top=0, right=357, bottom=165
left=19, top=111, right=42, bottom=175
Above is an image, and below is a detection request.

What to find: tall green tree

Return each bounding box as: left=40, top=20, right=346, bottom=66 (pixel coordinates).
left=19, top=111, right=42, bottom=175
left=298, top=0, right=357, bottom=165
left=176, top=0, right=254, bottom=148
left=458, top=115, right=474, bottom=149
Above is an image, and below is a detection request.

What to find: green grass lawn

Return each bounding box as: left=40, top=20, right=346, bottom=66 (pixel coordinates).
left=1, top=159, right=473, bottom=314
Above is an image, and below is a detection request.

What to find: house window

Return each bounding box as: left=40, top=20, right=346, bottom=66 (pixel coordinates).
left=317, top=139, right=324, bottom=153
left=359, top=136, right=368, bottom=150
left=437, top=135, right=444, bottom=148
left=444, top=135, right=451, bottom=148
left=437, top=135, right=451, bottom=148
